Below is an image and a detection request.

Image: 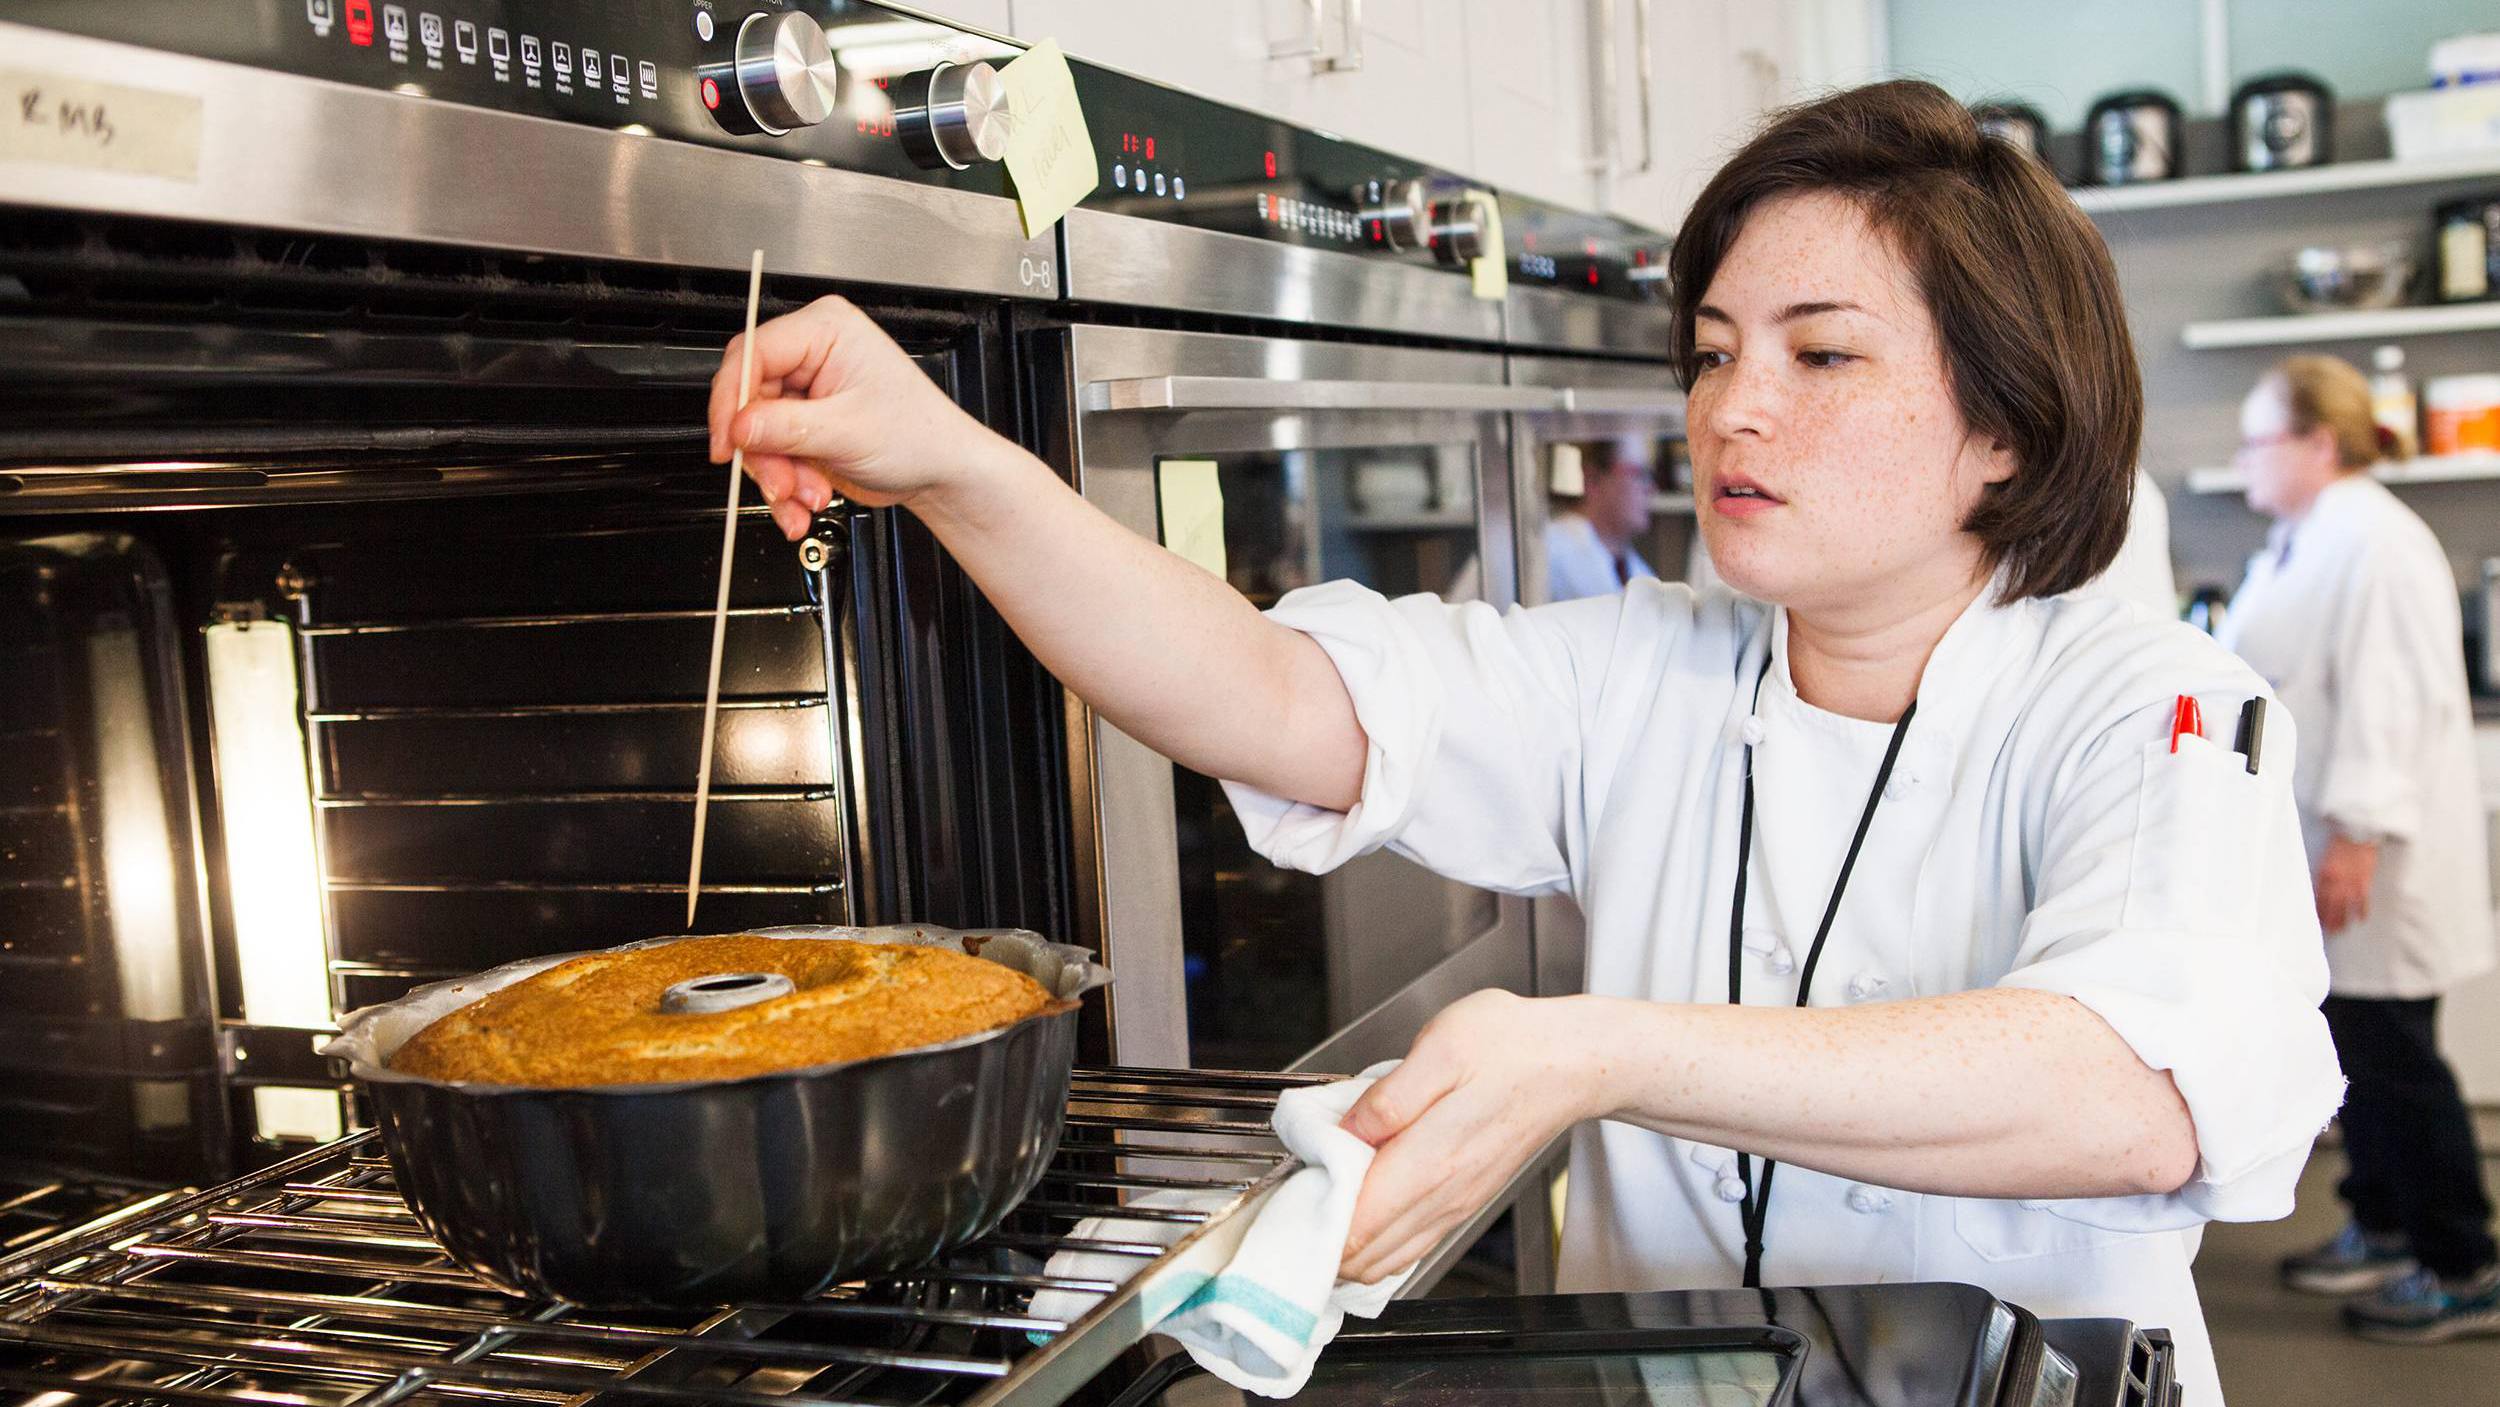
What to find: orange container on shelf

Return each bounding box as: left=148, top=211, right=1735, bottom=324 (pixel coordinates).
left=2426, top=374, right=2500, bottom=457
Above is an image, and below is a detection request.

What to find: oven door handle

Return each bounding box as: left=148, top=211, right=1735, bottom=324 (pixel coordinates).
left=1083, top=376, right=1563, bottom=414
left=1558, top=387, right=1686, bottom=418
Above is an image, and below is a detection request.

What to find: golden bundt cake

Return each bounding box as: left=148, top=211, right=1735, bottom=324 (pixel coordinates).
left=390, top=935, right=1058, bottom=1086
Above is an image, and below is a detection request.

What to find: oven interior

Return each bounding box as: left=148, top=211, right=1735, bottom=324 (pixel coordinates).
left=0, top=212, right=1075, bottom=1206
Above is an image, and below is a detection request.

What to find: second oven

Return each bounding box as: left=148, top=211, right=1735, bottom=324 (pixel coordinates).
left=1029, top=324, right=1552, bottom=1077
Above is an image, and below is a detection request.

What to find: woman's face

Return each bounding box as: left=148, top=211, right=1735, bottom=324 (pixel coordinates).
left=2235, top=378, right=2337, bottom=520
left=1687, top=191, right=2012, bottom=618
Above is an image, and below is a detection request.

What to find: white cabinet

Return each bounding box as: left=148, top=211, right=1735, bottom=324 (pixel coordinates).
left=1010, top=1, right=1483, bottom=181
left=1459, top=0, right=1599, bottom=209
left=1256, top=0, right=1481, bottom=181
left=1594, top=0, right=1884, bottom=228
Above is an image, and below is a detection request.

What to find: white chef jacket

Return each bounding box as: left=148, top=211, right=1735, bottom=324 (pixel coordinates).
left=1547, top=513, right=1654, bottom=602
left=1223, top=575, right=2343, bottom=1407
left=2076, top=470, right=2179, bottom=619
left=2219, top=474, right=2496, bottom=998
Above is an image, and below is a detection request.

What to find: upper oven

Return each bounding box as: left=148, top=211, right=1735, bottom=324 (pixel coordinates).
left=0, top=7, right=1071, bottom=1196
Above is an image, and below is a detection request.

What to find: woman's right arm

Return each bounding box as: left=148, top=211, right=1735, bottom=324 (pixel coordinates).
left=705, top=296, right=1366, bottom=812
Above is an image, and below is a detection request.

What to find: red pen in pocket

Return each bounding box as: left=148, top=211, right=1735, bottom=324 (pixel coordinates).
left=2169, top=694, right=2204, bottom=753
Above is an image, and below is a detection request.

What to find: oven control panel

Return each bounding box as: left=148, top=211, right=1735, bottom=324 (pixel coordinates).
left=6, top=1, right=1671, bottom=305
left=5, top=0, right=1022, bottom=197
left=1065, top=62, right=1670, bottom=303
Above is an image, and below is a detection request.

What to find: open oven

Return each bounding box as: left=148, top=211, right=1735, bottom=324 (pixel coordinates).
left=0, top=8, right=1066, bottom=1203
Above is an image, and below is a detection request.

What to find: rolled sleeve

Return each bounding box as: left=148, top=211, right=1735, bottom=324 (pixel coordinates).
left=1220, top=580, right=1636, bottom=897
left=1996, top=696, right=2344, bottom=1233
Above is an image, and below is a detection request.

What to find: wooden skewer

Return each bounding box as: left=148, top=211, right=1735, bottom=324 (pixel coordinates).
left=688, top=249, right=765, bottom=930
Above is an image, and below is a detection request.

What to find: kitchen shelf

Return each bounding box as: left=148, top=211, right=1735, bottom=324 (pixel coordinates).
left=2184, top=451, right=2500, bottom=495
left=2072, top=149, right=2500, bottom=216
left=2180, top=301, right=2500, bottom=350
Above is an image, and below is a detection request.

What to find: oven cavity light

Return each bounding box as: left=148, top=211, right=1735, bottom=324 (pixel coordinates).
left=205, top=621, right=331, bottom=1033
left=88, top=625, right=184, bottom=1027
left=206, top=619, right=341, bottom=1145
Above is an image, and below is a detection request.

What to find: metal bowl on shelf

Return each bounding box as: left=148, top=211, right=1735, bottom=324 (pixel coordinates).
left=2273, top=241, right=2417, bottom=314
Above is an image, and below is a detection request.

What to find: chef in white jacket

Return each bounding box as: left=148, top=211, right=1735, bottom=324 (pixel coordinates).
left=706, top=82, right=2341, bottom=1405
left=1545, top=438, right=1657, bottom=601
left=2218, top=355, right=2500, bottom=1340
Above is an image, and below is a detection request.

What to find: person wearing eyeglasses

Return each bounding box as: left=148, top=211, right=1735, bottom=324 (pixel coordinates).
left=2220, top=353, right=2499, bottom=1342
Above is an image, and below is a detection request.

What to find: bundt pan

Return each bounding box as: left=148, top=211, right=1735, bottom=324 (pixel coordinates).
left=320, top=924, right=1112, bottom=1308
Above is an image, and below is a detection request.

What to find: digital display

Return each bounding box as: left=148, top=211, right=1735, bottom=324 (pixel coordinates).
left=856, top=75, right=896, bottom=139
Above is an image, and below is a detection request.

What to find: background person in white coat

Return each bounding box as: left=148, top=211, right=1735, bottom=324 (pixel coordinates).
left=2077, top=468, right=2177, bottom=618
left=1546, top=437, right=1657, bottom=601
left=2220, top=354, right=2500, bottom=1341
left=706, top=83, right=2342, bottom=1404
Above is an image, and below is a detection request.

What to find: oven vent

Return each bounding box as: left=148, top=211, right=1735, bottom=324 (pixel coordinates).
left=0, top=209, right=979, bottom=339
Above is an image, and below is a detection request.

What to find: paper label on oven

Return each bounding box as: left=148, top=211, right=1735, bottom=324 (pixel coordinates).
left=1157, top=459, right=1228, bottom=583
left=1466, top=186, right=1508, bottom=301
left=998, top=39, right=1097, bottom=239
left=1, top=69, right=202, bottom=182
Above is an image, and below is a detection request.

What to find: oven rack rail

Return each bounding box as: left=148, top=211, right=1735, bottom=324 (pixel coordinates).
left=0, top=1068, right=1321, bottom=1407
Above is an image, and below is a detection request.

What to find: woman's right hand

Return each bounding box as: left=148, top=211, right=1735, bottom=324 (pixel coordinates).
left=706, top=295, right=1013, bottom=539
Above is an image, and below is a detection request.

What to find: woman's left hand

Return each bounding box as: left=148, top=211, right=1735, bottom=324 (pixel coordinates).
left=1336, top=990, right=1614, bottom=1284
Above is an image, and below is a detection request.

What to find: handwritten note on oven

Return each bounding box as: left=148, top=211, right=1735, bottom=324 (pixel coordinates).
left=1, top=69, right=201, bottom=181
left=997, top=40, right=1097, bottom=239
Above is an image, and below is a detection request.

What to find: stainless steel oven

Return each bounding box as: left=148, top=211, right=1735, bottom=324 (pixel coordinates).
left=0, top=7, right=1066, bottom=1203
left=1037, top=323, right=1546, bottom=1078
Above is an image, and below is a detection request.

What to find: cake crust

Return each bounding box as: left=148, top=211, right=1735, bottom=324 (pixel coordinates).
left=389, top=935, right=1060, bottom=1086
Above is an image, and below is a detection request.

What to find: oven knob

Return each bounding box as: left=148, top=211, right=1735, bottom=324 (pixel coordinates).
left=707, top=10, right=839, bottom=136
left=893, top=61, right=1010, bottom=170
left=1358, top=179, right=1430, bottom=251
left=1427, top=195, right=1488, bottom=266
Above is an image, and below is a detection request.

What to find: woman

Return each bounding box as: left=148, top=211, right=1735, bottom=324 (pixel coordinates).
left=2220, top=356, right=2499, bottom=1341
left=707, top=82, right=2340, bottom=1402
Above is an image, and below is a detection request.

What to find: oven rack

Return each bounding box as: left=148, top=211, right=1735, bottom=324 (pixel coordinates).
left=0, top=1068, right=1320, bottom=1407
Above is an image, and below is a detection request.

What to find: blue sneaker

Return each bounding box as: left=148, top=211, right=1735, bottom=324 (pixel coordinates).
left=2278, top=1222, right=2416, bottom=1296
left=2342, top=1264, right=2500, bottom=1344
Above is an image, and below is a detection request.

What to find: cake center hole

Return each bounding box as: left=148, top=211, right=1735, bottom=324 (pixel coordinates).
left=660, top=971, right=795, bottom=1014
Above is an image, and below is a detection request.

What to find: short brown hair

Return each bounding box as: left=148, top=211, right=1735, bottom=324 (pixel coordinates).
left=1668, top=80, right=2142, bottom=601
left=2269, top=355, right=2382, bottom=468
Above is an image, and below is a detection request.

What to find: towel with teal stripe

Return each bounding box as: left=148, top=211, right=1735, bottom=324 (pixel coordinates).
left=1027, top=1061, right=1413, bottom=1397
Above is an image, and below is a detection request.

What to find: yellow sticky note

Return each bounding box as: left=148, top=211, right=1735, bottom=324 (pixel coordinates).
left=1466, top=187, right=1508, bottom=301
left=998, top=39, right=1098, bottom=239
left=1158, top=459, right=1228, bottom=583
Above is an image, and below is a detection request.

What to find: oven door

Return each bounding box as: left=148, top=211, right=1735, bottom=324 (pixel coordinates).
left=1504, top=355, right=1686, bottom=1004
left=1036, top=324, right=1552, bottom=1074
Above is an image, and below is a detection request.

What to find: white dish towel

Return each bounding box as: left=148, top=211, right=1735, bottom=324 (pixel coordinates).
left=1026, top=1060, right=1415, bottom=1398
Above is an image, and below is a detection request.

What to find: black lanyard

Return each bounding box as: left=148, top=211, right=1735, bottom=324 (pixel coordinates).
left=1725, top=651, right=1919, bottom=1288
